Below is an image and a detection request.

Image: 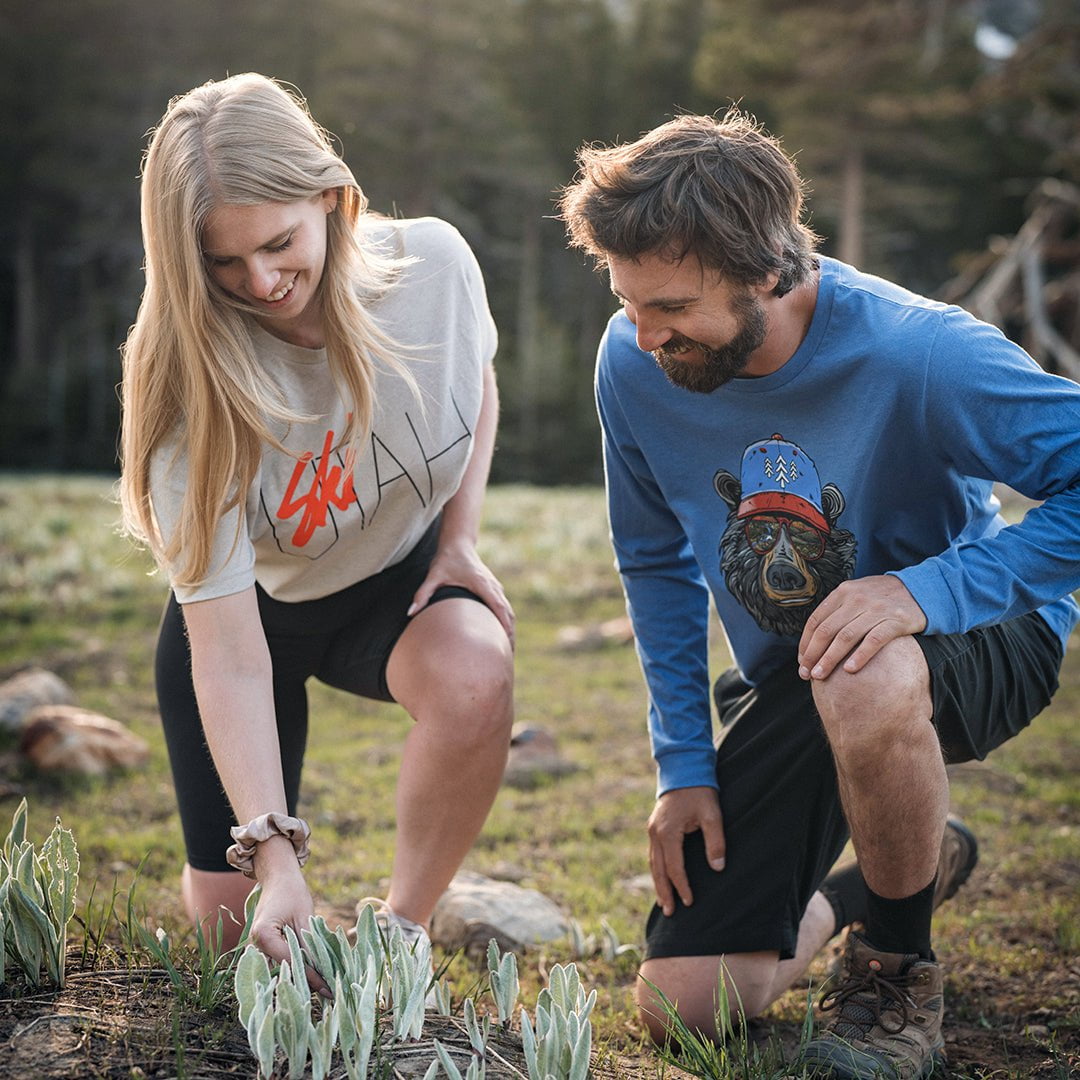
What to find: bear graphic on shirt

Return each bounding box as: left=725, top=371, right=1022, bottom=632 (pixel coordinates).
left=714, top=434, right=856, bottom=637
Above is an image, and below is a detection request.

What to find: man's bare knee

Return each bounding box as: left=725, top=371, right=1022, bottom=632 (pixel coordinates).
left=636, top=954, right=779, bottom=1043
left=811, top=636, right=931, bottom=757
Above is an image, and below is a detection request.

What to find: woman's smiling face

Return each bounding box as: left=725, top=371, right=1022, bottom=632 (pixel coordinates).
left=201, top=190, right=337, bottom=346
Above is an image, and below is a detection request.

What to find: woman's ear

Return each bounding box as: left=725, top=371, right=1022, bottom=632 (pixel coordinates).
left=321, top=188, right=339, bottom=214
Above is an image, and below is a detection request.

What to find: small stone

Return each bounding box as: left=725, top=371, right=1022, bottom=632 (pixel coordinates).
left=0, top=668, right=75, bottom=734
left=555, top=615, right=634, bottom=653
left=20, top=705, right=150, bottom=774
left=486, top=860, right=529, bottom=883
left=621, top=873, right=654, bottom=893
left=431, top=870, right=569, bottom=956
left=503, top=725, right=578, bottom=789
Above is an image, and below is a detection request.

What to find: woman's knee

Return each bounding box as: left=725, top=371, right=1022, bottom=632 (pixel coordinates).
left=182, top=864, right=255, bottom=948
left=392, top=602, right=514, bottom=734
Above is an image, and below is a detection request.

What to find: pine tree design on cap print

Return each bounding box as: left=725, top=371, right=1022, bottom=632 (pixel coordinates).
left=714, top=434, right=856, bottom=636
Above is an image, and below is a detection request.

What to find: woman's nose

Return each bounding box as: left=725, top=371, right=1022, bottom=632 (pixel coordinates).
left=246, top=258, right=280, bottom=299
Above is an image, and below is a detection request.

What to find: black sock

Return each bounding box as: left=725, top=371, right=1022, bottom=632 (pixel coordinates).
left=820, top=862, right=870, bottom=938
left=864, top=878, right=936, bottom=959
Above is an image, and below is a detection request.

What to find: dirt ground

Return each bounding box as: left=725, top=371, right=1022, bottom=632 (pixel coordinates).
left=0, top=953, right=1076, bottom=1079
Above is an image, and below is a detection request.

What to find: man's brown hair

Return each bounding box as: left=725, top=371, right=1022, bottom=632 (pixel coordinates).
left=558, top=109, right=819, bottom=297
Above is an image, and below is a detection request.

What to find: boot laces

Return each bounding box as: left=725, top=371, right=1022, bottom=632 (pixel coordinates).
left=820, top=965, right=916, bottom=1038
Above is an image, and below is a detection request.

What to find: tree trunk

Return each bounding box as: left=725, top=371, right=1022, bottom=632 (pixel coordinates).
left=516, top=210, right=542, bottom=477
left=14, top=214, right=38, bottom=384
left=838, top=137, right=865, bottom=268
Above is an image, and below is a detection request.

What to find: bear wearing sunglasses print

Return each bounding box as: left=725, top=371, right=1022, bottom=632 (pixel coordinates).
left=714, top=435, right=857, bottom=637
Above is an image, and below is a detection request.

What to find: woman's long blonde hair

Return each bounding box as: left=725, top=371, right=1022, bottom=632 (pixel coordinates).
left=120, top=72, right=408, bottom=588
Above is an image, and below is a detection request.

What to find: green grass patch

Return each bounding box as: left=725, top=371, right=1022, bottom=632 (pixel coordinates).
left=1, top=473, right=1078, bottom=1077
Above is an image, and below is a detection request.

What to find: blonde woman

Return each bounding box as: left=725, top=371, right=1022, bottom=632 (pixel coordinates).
left=120, top=73, right=514, bottom=975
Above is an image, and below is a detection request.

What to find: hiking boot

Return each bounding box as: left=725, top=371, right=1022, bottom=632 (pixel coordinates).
left=825, top=817, right=979, bottom=980
left=800, top=931, right=945, bottom=1079
left=932, top=817, right=978, bottom=909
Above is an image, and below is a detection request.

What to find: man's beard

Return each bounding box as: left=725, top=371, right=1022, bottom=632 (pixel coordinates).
left=654, top=291, right=767, bottom=393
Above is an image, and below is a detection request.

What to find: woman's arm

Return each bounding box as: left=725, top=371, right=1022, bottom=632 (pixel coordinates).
left=181, top=588, right=319, bottom=974
left=408, top=364, right=514, bottom=640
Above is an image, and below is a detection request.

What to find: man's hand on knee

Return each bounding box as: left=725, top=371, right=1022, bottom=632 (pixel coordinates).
left=647, top=786, right=726, bottom=916
left=798, top=575, right=927, bottom=681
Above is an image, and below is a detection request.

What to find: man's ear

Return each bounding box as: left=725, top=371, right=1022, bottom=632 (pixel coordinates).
left=756, top=269, right=781, bottom=297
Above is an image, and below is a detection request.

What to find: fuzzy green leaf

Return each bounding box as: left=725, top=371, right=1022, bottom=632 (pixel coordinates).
left=6, top=881, right=48, bottom=985
left=13, top=845, right=45, bottom=910
left=42, top=820, right=79, bottom=926
left=282, top=925, right=309, bottom=997
left=308, top=1005, right=338, bottom=1080
left=3, top=800, right=28, bottom=865
left=235, top=945, right=272, bottom=1028
left=434, top=1040, right=466, bottom=1080
left=520, top=1011, right=538, bottom=1078
left=254, top=997, right=276, bottom=1079
left=274, top=975, right=311, bottom=1079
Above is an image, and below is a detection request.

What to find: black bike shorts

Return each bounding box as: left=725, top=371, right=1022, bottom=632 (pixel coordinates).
left=155, top=519, right=485, bottom=872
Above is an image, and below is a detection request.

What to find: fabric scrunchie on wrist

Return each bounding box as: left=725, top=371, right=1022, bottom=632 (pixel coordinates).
left=225, top=812, right=311, bottom=878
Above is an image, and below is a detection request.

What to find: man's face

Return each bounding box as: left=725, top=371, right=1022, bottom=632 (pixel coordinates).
left=608, top=252, right=768, bottom=393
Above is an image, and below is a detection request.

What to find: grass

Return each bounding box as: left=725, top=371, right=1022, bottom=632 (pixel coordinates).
left=0, top=472, right=1078, bottom=1078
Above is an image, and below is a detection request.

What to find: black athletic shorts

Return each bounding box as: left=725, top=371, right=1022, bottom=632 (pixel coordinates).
left=155, top=519, right=485, bottom=872
left=644, top=610, right=1065, bottom=962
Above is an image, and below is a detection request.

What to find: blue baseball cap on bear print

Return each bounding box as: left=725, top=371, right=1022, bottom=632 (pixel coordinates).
left=736, top=434, right=828, bottom=532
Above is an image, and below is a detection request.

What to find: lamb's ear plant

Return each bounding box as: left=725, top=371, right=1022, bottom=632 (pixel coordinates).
left=433, top=1038, right=487, bottom=1080
left=463, top=995, right=491, bottom=1057
left=389, top=926, right=430, bottom=1040
left=431, top=975, right=453, bottom=1017
left=0, top=798, right=79, bottom=988
left=519, top=961, right=594, bottom=1080
left=235, top=916, right=386, bottom=1080
left=236, top=946, right=278, bottom=1078
left=566, top=917, right=593, bottom=960
left=599, top=918, right=640, bottom=964
left=275, top=957, right=313, bottom=1079
left=486, top=938, right=519, bottom=1025
left=335, top=966, right=379, bottom=1080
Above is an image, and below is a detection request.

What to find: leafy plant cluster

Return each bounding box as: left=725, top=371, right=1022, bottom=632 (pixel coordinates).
left=233, top=905, right=593, bottom=1080
left=519, top=960, right=594, bottom=1080
left=0, top=799, right=78, bottom=989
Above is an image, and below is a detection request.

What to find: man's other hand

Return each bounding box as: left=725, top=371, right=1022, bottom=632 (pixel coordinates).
left=647, top=785, right=725, bottom=917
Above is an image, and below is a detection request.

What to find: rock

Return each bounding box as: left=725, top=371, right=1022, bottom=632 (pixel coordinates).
left=555, top=615, right=634, bottom=652
left=503, top=725, right=578, bottom=789
left=19, top=705, right=150, bottom=774
left=430, top=871, right=569, bottom=956
left=621, top=873, right=654, bottom=894
left=0, top=668, right=75, bottom=734
left=485, top=860, right=529, bottom=883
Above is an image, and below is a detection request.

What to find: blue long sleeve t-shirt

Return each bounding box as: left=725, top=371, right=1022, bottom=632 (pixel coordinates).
left=596, top=257, right=1080, bottom=796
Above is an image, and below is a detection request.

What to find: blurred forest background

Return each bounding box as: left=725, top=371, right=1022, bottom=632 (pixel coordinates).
left=1, top=0, right=1077, bottom=483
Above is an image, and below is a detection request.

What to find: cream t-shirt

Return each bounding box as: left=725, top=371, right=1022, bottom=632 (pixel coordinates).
left=150, top=216, right=497, bottom=604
